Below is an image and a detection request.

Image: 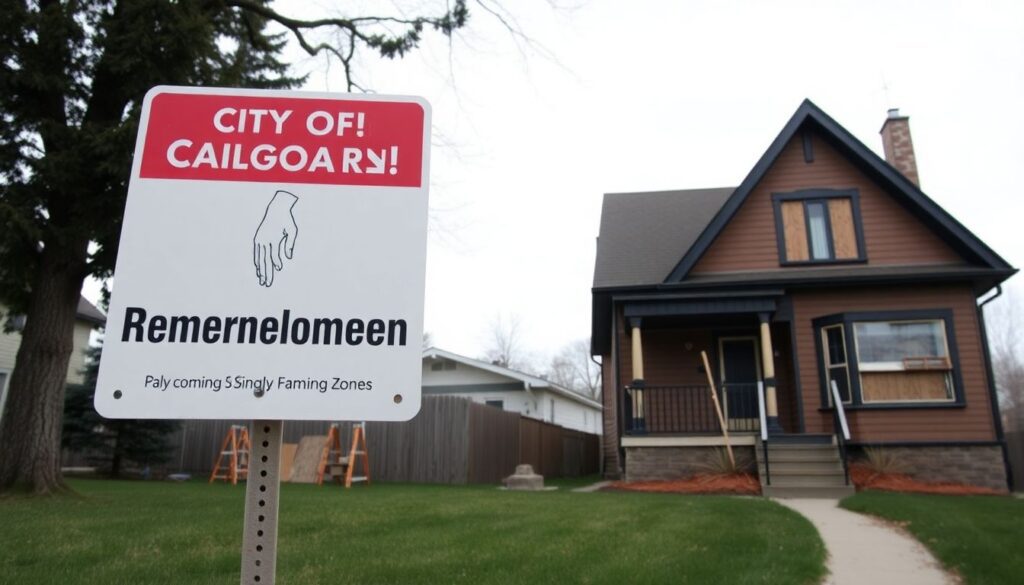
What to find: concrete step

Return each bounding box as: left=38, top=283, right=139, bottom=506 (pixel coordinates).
left=759, top=461, right=844, bottom=475
left=764, top=474, right=850, bottom=488
left=764, top=442, right=838, bottom=451
left=758, top=450, right=842, bottom=463
left=763, top=485, right=856, bottom=499
left=769, top=433, right=835, bottom=445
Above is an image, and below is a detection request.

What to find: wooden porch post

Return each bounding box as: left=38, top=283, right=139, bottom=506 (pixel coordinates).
left=759, top=313, right=784, bottom=435
left=628, top=318, right=645, bottom=432
left=629, top=318, right=645, bottom=384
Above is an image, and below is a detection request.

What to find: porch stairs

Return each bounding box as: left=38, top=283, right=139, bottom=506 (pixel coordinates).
left=756, top=434, right=855, bottom=499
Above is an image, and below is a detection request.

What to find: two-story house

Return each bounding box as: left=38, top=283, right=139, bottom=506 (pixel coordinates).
left=592, top=100, right=1015, bottom=496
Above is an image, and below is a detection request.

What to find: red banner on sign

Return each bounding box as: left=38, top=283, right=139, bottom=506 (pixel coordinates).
left=139, top=92, right=425, bottom=187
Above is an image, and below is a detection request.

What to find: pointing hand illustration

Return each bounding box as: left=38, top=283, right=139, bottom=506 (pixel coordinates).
left=253, top=190, right=298, bottom=287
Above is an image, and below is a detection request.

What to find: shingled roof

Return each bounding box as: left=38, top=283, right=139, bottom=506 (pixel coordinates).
left=76, top=296, right=106, bottom=325
left=592, top=187, right=734, bottom=289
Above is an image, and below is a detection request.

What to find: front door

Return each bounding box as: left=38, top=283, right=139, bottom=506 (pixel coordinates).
left=718, top=337, right=761, bottom=425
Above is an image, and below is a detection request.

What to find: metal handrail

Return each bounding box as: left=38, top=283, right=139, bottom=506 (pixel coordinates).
left=757, top=380, right=770, bottom=485
left=830, top=380, right=851, bottom=485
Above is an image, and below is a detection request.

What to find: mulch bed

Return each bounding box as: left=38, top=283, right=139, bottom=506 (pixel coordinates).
left=849, top=463, right=1005, bottom=496
left=605, top=473, right=761, bottom=495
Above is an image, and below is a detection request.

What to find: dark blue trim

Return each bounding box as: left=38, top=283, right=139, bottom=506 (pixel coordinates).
left=613, top=303, right=626, bottom=475
left=802, top=130, right=814, bottom=163
left=785, top=305, right=807, bottom=433
left=623, top=298, right=776, bottom=319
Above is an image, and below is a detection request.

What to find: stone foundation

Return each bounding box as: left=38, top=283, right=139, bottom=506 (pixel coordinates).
left=625, top=446, right=756, bottom=482
left=852, top=445, right=1008, bottom=491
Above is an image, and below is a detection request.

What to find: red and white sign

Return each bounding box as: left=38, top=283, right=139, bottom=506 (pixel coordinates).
left=95, top=86, right=431, bottom=421
left=140, top=92, right=425, bottom=187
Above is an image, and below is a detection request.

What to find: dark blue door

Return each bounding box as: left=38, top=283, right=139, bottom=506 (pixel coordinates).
left=720, top=338, right=760, bottom=420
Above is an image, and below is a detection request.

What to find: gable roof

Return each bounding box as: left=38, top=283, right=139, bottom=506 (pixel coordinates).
left=76, top=296, right=106, bottom=326
left=422, top=347, right=602, bottom=410
left=593, top=187, right=734, bottom=288
left=663, top=99, right=1014, bottom=282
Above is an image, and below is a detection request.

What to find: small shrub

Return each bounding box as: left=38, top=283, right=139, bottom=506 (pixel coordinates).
left=861, top=447, right=911, bottom=476
left=697, top=447, right=752, bottom=475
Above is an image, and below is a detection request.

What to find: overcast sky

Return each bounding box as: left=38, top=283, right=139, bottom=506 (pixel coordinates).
left=89, top=0, right=1024, bottom=367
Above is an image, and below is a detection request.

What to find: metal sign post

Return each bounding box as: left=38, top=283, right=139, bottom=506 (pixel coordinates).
left=241, top=421, right=283, bottom=584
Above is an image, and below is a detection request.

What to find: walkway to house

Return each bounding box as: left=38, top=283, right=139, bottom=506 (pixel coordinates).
left=776, top=499, right=956, bottom=585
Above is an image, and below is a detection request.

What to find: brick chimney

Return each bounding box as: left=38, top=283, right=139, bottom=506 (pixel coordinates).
left=880, top=108, right=920, bottom=186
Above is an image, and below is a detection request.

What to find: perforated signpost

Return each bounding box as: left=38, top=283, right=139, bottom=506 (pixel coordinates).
left=95, top=86, right=430, bottom=584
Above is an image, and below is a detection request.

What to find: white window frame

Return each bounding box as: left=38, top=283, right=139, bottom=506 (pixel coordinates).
left=821, top=324, right=852, bottom=405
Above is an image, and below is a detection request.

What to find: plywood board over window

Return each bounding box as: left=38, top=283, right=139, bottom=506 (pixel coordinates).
left=781, top=201, right=809, bottom=261
left=828, top=198, right=858, bottom=259
left=773, top=189, right=866, bottom=265
left=861, top=371, right=952, bottom=402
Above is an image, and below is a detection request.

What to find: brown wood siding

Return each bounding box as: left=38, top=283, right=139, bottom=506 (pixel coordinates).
left=692, top=131, right=964, bottom=274
left=791, top=284, right=996, bottom=442
left=617, top=323, right=717, bottom=388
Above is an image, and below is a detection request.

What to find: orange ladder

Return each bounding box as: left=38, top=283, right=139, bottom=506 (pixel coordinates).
left=209, top=425, right=251, bottom=485
left=316, top=422, right=370, bottom=488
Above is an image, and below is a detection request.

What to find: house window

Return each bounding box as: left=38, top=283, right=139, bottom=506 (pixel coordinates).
left=814, top=310, right=962, bottom=408
left=853, top=320, right=954, bottom=403
left=773, top=189, right=865, bottom=265
left=821, top=325, right=851, bottom=403
left=485, top=399, right=504, bottom=409
left=430, top=359, right=457, bottom=371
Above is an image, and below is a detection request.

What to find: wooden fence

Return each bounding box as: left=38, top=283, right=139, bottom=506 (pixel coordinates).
left=110, top=396, right=598, bottom=484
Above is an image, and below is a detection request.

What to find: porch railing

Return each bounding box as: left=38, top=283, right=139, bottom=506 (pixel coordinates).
left=624, top=383, right=761, bottom=435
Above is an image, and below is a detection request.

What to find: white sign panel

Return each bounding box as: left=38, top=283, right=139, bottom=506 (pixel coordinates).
left=95, top=86, right=430, bottom=420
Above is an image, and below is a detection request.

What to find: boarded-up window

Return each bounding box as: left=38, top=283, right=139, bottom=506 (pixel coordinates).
left=781, top=201, right=809, bottom=261
left=828, top=198, right=858, bottom=259
left=854, top=320, right=954, bottom=403
left=774, top=192, right=862, bottom=264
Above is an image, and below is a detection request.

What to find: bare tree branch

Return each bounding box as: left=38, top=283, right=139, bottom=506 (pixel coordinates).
left=225, top=0, right=469, bottom=91
left=986, top=291, right=1024, bottom=432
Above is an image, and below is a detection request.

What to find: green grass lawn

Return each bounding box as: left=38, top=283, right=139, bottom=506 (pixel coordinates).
left=1, top=478, right=825, bottom=585
left=841, top=492, right=1024, bottom=585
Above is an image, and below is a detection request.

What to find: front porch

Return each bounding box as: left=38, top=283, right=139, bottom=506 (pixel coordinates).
left=617, top=297, right=803, bottom=438
left=614, top=297, right=853, bottom=495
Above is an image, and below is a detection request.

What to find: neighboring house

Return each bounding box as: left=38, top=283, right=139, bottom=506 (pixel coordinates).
left=0, top=297, right=106, bottom=418
left=422, top=347, right=602, bottom=435
left=591, top=100, right=1016, bottom=495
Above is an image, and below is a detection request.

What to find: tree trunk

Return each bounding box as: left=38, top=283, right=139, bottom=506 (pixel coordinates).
left=110, top=426, right=123, bottom=479
left=0, top=245, right=87, bottom=495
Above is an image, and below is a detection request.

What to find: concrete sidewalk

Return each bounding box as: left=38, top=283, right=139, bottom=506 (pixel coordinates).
left=776, top=498, right=957, bottom=585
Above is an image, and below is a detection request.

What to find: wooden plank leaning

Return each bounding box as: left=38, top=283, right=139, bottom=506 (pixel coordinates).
left=700, top=351, right=735, bottom=468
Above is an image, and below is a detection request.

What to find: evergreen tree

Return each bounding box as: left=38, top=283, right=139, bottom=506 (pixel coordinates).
left=63, top=345, right=178, bottom=478
left=0, top=0, right=470, bottom=494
